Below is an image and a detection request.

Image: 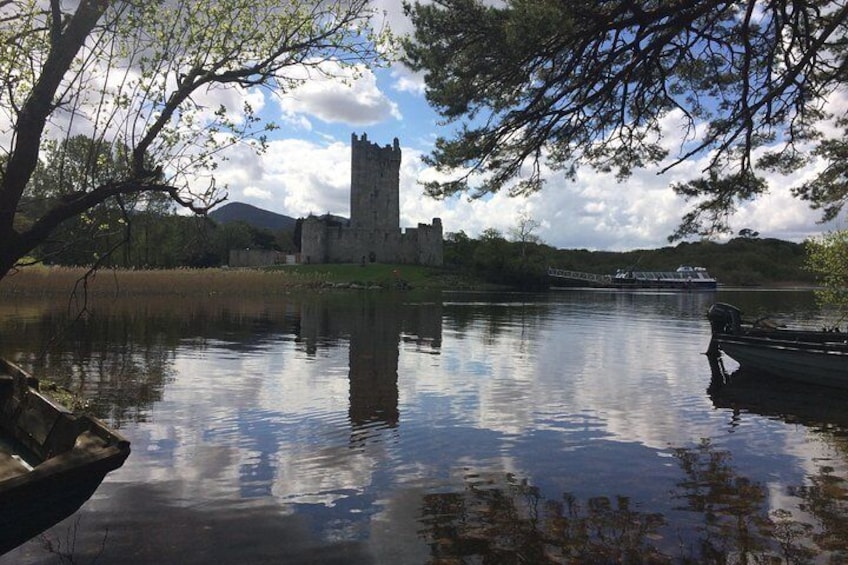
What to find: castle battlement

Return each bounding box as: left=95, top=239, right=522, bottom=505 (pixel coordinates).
left=351, top=133, right=401, bottom=160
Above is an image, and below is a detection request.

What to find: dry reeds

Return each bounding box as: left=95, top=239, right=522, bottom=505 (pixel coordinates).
left=0, top=266, right=329, bottom=297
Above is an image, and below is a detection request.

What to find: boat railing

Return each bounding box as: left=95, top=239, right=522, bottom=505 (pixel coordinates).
left=622, top=271, right=714, bottom=280
left=546, top=268, right=611, bottom=284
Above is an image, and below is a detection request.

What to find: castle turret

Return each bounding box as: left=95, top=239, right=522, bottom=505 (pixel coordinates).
left=350, top=133, right=401, bottom=232
left=300, top=215, right=327, bottom=264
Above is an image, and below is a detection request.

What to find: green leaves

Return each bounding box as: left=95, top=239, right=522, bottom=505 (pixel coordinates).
left=109, top=0, right=391, bottom=184
left=669, top=171, right=768, bottom=241
left=404, top=0, right=848, bottom=238
left=792, top=137, right=848, bottom=222
left=0, top=0, right=390, bottom=281
left=806, top=229, right=848, bottom=323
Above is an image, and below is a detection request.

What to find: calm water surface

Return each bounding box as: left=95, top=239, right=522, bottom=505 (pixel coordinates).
left=1, top=289, right=847, bottom=563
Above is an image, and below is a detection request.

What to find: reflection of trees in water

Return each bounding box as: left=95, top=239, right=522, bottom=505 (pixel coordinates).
left=707, top=364, right=848, bottom=562
left=789, top=467, right=848, bottom=559
left=0, top=296, right=302, bottom=426
left=418, top=472, right=666, bottom=563
left=37, top=515, right=108, bottom=564
left=673, top=438, right=830, bottom=563
left=1, top=294, right=444, bottom=433
left=3, top=305, right=179, bottom=426
left=673, top=438, right=781, bottom=562
left=416, top=438, right=848, bottom=563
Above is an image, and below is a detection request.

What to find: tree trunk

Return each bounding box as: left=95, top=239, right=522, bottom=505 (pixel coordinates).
left=0, top=0, right=107, bottom=285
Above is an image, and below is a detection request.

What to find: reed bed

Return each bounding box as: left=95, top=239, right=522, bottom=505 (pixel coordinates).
left=0, top=266, right=330, bottom=297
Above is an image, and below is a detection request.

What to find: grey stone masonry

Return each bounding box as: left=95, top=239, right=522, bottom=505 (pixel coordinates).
left=301, top=134, right=443, bottom=266
left=350, top=133, right=401, bottom=232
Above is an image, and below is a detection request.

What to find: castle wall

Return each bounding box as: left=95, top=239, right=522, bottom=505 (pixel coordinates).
left=229, top=248, right=282, bottom=267
left=302, top=221, right=443, bottom=267
left=300, top=134, right=443, bottom=267
left=325, top=227, right=401, bottom=264
left=301, top=216, right=328, bottom=263
left=414, top=219, right=444, bottom=267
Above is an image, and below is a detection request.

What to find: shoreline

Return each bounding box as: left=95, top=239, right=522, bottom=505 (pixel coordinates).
left=0, top=265, right=815, bottom=297
left=0, top=264, right=489, bottom=297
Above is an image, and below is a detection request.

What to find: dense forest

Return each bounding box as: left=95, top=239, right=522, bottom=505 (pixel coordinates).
left=28, top=203, right=813, bottom=289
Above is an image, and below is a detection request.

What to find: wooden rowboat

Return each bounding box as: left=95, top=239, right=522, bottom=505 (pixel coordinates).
left=707, top=302, right=848, bottom=389
left=0, top=358, right=130, bottom=555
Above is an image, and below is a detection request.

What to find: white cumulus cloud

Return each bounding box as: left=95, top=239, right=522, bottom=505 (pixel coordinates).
left=277, top=62, right=401, bottom=129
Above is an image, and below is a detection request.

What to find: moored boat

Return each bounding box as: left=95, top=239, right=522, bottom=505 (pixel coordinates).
left=0, top=358, right=131, bottom=555
left=547, top=265, right=718, bottom=289
left=706, top=302, right=848, bottom=389
left=612, top=265, right=718, bottom=289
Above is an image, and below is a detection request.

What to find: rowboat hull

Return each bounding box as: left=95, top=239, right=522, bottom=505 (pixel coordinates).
left=0, top=359, right=131, bottom=554
left=707, top=303, right=848, bottom=389
left=712, top=333, right=848, bottom=388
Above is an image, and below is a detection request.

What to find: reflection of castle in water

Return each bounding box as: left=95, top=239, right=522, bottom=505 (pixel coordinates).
left=297, top=296, right=442, bottom=433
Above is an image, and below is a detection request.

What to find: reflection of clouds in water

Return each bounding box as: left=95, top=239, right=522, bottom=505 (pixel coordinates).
left=564, top=317, right=715, bottom=449
left=400, top=300, right=721, bottom=449
left=11, top=292, right=848, bottom=562
left=99, top=293, right=833, bottom=556
left=271, top=442, right=378, bottom=506
left=137, top=328, right=401, bottom=508
left=256, top=354, right=350, bottom=417
left=124, top=296, right=733, bottom=511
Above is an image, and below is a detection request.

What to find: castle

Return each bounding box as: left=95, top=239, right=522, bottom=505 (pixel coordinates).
left=300, top=133, right=443, bottom=266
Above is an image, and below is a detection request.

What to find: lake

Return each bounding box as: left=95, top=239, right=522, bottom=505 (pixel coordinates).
left=1, top=288, right=847, bottom=563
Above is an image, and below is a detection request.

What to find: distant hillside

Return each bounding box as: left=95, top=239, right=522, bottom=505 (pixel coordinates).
left=209, top=202, right=297, bottom=232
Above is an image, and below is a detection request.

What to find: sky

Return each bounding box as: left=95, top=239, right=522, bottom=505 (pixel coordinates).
left=201, top=4, right=842, bottom=252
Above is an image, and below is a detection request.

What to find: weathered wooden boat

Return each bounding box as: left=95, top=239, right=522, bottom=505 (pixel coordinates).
left=706, top=302, right=848, bottom=389
left=0, top=358, right=130, bottom=555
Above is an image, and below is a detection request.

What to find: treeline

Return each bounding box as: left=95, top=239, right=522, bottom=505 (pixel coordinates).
left=31, top=203, right=814, bottom=289
left=444, top=231, right=815, bottom=288
left=30, top=211, right=297, bottom=269
left=444, top=229, right=552, bottom=290
left=17, top=134, right=298, bottom=270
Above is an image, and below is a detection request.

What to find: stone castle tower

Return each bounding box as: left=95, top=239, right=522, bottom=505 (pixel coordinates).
left=350, top=133, right=401, bottom=232
left=301, top=134, right=443, bottom=266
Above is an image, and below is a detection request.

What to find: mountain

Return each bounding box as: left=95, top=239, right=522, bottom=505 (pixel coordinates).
left=209, top=202, right=297, bottom=232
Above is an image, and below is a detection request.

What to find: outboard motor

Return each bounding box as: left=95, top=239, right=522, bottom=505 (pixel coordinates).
left=707, top=303, right=742, bottom=335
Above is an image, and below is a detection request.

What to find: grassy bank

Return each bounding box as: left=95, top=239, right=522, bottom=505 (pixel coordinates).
left=0, top=264, right=483, bottom=297
left=270, top=263, right=484, bottom=289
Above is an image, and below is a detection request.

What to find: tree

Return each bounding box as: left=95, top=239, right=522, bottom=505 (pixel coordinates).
left=0, top=0, right=390, bottom=282
left=22, top=135, right=160, bottom=267
left=443, top=230, right=476, bottom=268
left=508, top=212, right=541, bottom=260
left=403, top=0, right=848, bottom=239
left=473, top=228, right=508, bottom=274
left=805, top=229, right=848, bottom=325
